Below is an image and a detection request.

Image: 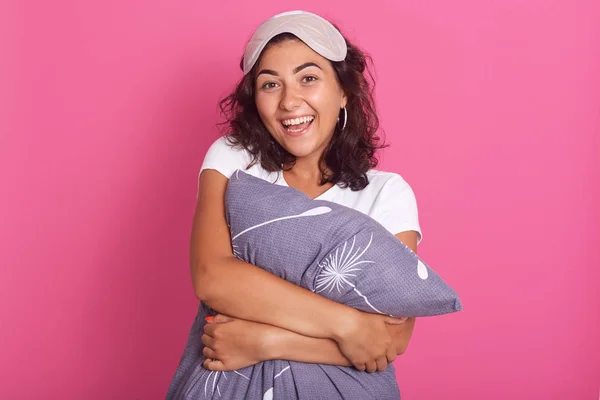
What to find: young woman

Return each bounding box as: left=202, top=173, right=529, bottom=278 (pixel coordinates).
left=167, top=10, right=423, bottom=399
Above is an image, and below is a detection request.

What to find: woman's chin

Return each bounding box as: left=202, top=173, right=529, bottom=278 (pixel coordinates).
left=273, top=130, right=332, bottom=160
left=281, top=142, right=320, bottom=159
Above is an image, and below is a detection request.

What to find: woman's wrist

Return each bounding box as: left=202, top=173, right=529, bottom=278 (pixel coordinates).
left=260, top=325, right=285, bottom=361
left=329, top=308, right=362, bottom=343
left=257, top=306, right=362, bottom=361
left=262, top=324, right=352, bottom=366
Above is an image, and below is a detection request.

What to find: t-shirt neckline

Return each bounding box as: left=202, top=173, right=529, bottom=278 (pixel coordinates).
left=275, top=172, right=337, bottom=201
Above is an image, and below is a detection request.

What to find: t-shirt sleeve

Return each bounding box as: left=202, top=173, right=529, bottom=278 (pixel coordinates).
left=372, top=175, right=423, bottom=244
left=199, top=136, right=252, bottom=180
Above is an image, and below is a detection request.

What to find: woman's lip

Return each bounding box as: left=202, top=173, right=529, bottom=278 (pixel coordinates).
left=281, top=119, right=313, bottom=137
left=278, top=114, right=315, bottom=123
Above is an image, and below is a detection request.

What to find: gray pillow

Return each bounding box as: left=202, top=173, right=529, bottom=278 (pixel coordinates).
left=226, top=170, right=462, bottom=317
left=165, top=170, right=463, bottom=400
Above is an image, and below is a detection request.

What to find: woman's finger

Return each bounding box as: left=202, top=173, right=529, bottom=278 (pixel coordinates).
left=202, top=346, right=217, bottom=360
left=201, top=334, right=214, bottom=348
left=203, top=323, right=217, bottom=336
left=376, top=356, right=388, bottom=372
left=212, top=314, right=234, bottom=324
left=354, top=363, right=366, bottom=372
left=203, top=359, right=227, bottom=371
left=386, top=347, right=397, bottom=364
left=365, top=360, right=377, bottom=373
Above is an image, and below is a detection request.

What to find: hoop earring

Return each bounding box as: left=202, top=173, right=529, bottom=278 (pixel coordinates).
left=338, top=106, right=348, bottom=131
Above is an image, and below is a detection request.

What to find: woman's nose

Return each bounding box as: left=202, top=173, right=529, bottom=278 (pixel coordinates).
left=279, top=87, right=302, bottom=111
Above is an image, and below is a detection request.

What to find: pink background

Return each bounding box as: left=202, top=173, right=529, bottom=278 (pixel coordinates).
left=1, top=0, right=598, bottom=398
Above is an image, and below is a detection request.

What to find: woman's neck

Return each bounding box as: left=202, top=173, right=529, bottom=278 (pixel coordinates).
left=284, top=155, right=329, bottom=185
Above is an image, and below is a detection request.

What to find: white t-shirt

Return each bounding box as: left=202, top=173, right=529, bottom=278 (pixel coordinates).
left=200, top=136, right=422, bottom=243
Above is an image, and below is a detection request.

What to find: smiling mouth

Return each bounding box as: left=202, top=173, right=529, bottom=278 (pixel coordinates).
left=281, top=115, right=315, bottom=133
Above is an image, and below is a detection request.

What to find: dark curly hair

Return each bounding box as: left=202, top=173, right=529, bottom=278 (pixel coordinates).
left=218, top=28, right=387, bottom=191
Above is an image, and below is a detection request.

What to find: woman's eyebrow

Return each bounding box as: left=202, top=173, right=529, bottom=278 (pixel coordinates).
left=257, top=62, right=322, bottom=78
left=293, top=62, right=322, bottom=74
left=257, top=69, right=278, bottom=77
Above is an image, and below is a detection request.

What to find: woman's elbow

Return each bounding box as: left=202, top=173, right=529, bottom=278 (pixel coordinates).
left=191, top=260, right=215, bottom=302
left=191, top=253, right=234, bottom=303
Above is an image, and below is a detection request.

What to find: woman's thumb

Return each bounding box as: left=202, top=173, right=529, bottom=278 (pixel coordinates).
left=207, top=314, right=232, bottom=324
left=385, top=317, right=408, bottom=325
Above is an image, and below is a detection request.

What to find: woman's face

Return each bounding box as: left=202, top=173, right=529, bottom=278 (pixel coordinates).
left=254, top=39, right=347, bottom=162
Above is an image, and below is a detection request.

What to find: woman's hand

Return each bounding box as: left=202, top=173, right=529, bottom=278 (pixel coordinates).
left=202, top=314, right=273, bottom=371
left=333, top=310, right=408, bottom=372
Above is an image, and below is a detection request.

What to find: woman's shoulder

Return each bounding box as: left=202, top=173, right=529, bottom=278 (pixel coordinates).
left=364, top=169, right=413, bottom=194
left=205, top=135, right=251, bottom=159
left=363, top=169, right=422, bottom=242
left=200, top=136, right=254, bottom=179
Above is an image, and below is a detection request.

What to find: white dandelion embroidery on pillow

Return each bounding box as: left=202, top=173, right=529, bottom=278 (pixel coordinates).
left=315, top=232, right=385, bottom=314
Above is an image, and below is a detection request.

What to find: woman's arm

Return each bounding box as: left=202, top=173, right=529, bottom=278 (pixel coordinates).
left=202, top=314, right=406, bottom=371
left=268, top=329, right=352, bottom=366
left=270, top=318, right=416, bottom=365
left=201, top=314, right=352, bottom=370
left=193, top=170, right=398, bottom=371
left=202, top=230, right=420, bottom=372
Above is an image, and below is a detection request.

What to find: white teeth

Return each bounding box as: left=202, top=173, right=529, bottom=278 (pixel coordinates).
left=282, top=116, right=314, bottom=126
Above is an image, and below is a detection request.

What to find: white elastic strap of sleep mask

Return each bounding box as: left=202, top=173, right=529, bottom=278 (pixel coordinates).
left=242, top=10, right=348, bottom=75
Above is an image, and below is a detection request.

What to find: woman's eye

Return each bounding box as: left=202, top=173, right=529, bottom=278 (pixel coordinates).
left=302, top=76, right=318, bottom=83
left=261, top=82, right=278, bottom=90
